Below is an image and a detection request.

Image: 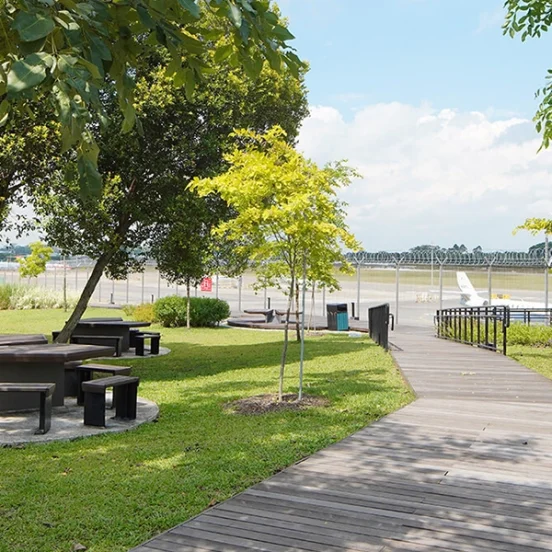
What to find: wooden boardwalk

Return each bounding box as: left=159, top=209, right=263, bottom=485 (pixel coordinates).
left=131, top=325, right=552, bottom=551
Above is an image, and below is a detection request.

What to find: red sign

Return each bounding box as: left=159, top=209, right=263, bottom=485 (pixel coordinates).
left=200, top=277, right=212, bottom=292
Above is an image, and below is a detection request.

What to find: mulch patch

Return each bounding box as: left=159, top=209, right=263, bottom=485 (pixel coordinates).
left=225, top=393, right=330, bottom=415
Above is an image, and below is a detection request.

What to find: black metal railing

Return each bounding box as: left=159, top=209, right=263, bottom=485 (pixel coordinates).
left=368, top=303, right=394, bottom=350
left=508, top=308, right=552, bottom=326
left=435, top=306, right=510, bottom=354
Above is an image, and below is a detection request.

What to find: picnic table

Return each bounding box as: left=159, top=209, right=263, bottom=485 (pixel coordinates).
left=0, top=343, right=115, bottom=412
left=74, top=320, right=151, bottom=351
left=0, top=334, right=48, bottom=346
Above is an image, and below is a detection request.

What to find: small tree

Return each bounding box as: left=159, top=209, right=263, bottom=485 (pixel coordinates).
left=193, top=126, right=361, bottom=401
left=17, top=241, right=53, bottom=280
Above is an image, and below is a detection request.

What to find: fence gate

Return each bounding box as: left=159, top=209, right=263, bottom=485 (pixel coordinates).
left=368, top=303, right=394, bottom=350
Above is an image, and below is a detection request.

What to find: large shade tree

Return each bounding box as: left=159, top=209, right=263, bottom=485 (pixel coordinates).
left=32, top=35, right=308, bottom=342
left=193, top=126, right=361, bottom=401
left=504, top=1, right=552, bottom=149
left=1, top=0, right=303, bottom=200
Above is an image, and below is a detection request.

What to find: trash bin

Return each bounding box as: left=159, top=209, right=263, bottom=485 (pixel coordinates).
left=327, top=303, right=349, bottom=331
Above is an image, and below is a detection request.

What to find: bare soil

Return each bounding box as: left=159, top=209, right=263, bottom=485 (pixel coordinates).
left=226, top=393, right=330, bottom=415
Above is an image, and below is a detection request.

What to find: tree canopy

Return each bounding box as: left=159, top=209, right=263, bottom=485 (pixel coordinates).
left=32, top=36, right=308, bottom=342
left=504, top=1, right=552, bottom=148
left=192, top=126, right=361, bottom=400
left=1, top=0, right=304, bottom=194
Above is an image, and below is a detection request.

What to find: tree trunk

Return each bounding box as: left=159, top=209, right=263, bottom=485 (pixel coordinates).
left=295, top=281, right=301, bottom=342
left=279, top=276, right=295, bottom=402
left=55, top=250, right=115, bottom=343
left=186, top=279, right=191, bottom=329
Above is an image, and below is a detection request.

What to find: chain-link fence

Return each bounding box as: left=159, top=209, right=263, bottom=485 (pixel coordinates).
left=1, top=251, right=550, bottom=327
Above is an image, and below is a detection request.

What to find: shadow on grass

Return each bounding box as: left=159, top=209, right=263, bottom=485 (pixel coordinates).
left=125, top=335, right=383, bottom=383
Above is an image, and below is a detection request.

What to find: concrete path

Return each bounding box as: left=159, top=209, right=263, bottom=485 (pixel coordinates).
left=131, top=325, right=552, bottom=551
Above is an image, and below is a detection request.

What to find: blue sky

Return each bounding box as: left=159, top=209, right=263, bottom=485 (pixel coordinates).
left=280, top=0, right=552, bottom=252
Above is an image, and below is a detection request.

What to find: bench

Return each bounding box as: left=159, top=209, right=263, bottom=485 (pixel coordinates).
left=0, top=383, right=55, bottom=434
left=82, top=375, right=139, bottom=427
left=244, top=309, right=274, bottom=323
left=134, top=333, right=160, bottom=356
left=75, top=363, right=132, bottom=406
left=275, top=310, right=302, bottom=323
left=129, top=328, right=141, bottom=348
left=70, top=335, right=123, bottom=357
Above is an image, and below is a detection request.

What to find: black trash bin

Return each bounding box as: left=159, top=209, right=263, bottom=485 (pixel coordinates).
left=327, top=303, right=349, bottom=331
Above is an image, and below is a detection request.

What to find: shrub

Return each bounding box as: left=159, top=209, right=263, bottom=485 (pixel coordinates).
left=0, top=283, right=79, bottom=310
left=507, top=322, right=552, bottom=346
left=154, top=295, right=230, bottom=327
left=131, top=303, right=157, bottom=323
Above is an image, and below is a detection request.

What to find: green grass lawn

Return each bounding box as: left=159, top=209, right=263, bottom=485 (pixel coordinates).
left=0, top=308, right=413, bottom=552
left=509, top=345, right=552, bottom=380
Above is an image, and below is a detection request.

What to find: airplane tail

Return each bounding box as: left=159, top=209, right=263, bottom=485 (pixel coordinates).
left=456, top=272, right=488, bottom=306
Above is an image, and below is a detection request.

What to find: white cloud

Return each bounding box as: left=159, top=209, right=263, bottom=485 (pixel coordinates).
left=298, top=102, right=552, bottom=251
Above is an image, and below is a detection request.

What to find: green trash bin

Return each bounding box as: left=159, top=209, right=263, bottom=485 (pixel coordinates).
left=336, top=311, right=349, bottom=331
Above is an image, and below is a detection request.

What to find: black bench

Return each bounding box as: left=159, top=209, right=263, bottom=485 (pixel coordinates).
left=82, top=375, right=139, bottom=427
left=70, top=335, right=123, bottom=357
left=275, top=310, right=302, bottom=323
left=0, top=383, right=55, bottom=434
left=134, top=332, right=160, bottom=356
left=129, top=328, right=141, bottom=348
left=75, top=363, right=132, bottom=406
left=244, top=309, right=274, bottom=323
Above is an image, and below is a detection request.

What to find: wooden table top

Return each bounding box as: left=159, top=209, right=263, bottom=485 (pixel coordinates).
left=0, top=343, right=115, bottom=363
left=75, top=320, right=151, bottom=328
left=0, top=334, right=48, bottom=346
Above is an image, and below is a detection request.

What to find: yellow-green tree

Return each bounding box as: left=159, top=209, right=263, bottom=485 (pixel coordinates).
left=17, top=241, right=53, bottom=279
left=514, top=218, right=552, bottom=236
left=193, top=126, right=361, bottom=401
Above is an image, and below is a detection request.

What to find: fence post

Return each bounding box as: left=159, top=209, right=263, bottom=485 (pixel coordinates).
left=439, top=263, right=444, bottom=312
left=356, top=263, right=361, bottom=320
left=487, top=265, right=492, bottom=306
left=395, top=263, right=400, bottom=325
left=545, top=234, right=549, bottom=311
left=238, top=275, right=243, bottom=312
left=157, top=270, right=161, bottom=302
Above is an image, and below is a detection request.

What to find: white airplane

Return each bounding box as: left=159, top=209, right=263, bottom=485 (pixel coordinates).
left=457, top=271, right=546, bottom=308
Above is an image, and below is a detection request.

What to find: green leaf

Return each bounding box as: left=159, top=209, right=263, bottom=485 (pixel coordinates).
left=78, top=157, right=102, bottom=197
left=214, top=44, right=233, bottom=63
left=227, top=2, right=243, bottom=28
left=136, top=5, right=156, bottom=29
left=6, top=54, right=47, bottom=94
left=177, top=0, right=200, bottom=19
left=271, top=24, right=295, bottom=42
left=12, top=12, right=55, bottom=42
left=185, top=70, right=196, bottom=100
left=79, top=58, right=102, bottom=80
left=121, top=102, right=136, bottom=133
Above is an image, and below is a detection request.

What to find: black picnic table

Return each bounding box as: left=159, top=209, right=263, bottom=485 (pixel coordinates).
left=74, top=320, right=151, bottom=352
left=0, top=343, right=115, bottom=411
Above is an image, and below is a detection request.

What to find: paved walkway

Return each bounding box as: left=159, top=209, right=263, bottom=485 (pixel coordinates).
left=132, top=325, right=552, bottom=551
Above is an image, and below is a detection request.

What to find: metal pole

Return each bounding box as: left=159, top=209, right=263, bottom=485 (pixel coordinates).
left=321, top=285, right=326, bottom=316
left=545, top=234, right=549, bottom=310
left=439, top=263, right=444, bottom=312
left=141, top=271, right=145, bottom=304
left=263, top=285, right=267, bottom=309
left=98, top=273, right=102, bottom=302
left=75, top=266, right=78, bottom=290
left=431, top=248, right=434, bottom=287
left=356, top=263, right=361, bottom=320
left=395, top=264, right=400, bottom=325
left=126, top=276, right=129, bottom=304
left=238, top=275, right=243, bottom=312
left=487, top=265, right=492, bottom=306
left=63, top=256, right=67, bottom=311
left=157, top=270, right=161, bottom=302
left=111, top=279, right=115, bottom=304
left=194, top=284, right=198, bottom=297
left=299, top=255, right=307, bottom=401
left=215, top=273, right=219, bottom=299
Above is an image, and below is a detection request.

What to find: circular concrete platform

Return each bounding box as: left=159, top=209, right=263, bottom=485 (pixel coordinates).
left=96, top=346, right=171, bottom=360
left=0, top=396, right=159, bottom=447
